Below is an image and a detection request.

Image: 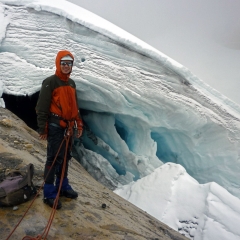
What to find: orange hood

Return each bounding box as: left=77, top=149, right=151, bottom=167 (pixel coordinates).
left=55, top=50, right=74, bottom=81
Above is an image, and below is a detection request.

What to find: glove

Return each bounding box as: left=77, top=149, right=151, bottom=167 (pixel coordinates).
left=39, top=133, right=47, bottom=140
left=76, top=129, right=83, bottom=138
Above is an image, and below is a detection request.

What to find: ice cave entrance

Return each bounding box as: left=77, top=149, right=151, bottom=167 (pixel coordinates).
left=151, top=128, right=192, bottom=166
left=2, top=93, right=186, bottom=172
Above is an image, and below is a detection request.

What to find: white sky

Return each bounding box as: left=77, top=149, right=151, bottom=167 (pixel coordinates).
left=67, top=0, right=240, bottom=105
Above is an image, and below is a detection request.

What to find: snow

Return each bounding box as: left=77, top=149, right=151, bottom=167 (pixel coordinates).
left=0, top=3, right=9, bottom=44
left=1, top=0, right=240, bottom=239
left=0, top=3, right=8, bottom=107
left=0, top=79, right=5, bottom=108
left=115, top=163, right=240, bottom=240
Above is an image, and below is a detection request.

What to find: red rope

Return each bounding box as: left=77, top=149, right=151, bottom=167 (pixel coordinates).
left=39, top=136, right=70, bottom=240
left=5, top=123, right=73, bottom=240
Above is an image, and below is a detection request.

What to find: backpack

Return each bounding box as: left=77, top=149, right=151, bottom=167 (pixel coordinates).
left=0, top=163, right=37, bottom=207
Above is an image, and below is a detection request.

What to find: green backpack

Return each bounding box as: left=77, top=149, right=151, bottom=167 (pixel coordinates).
left=0, top=163, right=36, bottom=207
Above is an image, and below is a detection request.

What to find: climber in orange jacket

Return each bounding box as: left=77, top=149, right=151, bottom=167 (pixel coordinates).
left=36, top=50, right=83, bottom=209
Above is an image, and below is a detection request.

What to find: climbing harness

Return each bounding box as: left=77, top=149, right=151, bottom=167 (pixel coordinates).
left=5, top=122, right=74, bottom=240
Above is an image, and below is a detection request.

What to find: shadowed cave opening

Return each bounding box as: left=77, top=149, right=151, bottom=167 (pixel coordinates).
left=151, top=131, right=179, bottom=164
left=115, top=119, right=128, bottom=143
left=2, top=92, right=39, bottom=130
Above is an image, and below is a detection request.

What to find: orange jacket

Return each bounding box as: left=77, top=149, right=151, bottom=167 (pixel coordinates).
left=36, top=50, right=83, bottom=134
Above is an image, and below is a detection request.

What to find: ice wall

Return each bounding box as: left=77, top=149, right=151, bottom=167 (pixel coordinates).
left=0, top=79, right=5, bottom=108
left=0, top=3, right=8, bottom=108
left=1, top=2, right=240, bottom=197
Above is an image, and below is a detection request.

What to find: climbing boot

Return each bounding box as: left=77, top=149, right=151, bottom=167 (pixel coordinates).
left=60, top=189, right=78, bottom=199
left=43, top=198, right=62, bottom=209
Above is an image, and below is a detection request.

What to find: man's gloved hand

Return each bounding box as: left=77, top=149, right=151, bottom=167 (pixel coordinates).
left=76, top=129, right=83, bottom=138
left=38, top=125, right=48, bottom=140
left=39, top=133, right=47, bottom=140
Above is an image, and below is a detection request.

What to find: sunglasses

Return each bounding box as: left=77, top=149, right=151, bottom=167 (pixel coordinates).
left=60, top=61, right=73, bottom=66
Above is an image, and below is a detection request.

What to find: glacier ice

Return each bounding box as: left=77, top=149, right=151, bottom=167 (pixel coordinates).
left=1, top=1, right=240, bottom=198
left=0, top=79, right=5, bottom=108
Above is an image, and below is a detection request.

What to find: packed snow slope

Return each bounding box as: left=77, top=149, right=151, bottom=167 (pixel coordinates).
left=1, top=0, right=240, bottom=199
left=115, top=163, right=240, bottom=240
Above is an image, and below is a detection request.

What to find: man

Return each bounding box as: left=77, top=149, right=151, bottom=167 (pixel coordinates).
left=36, top=50, right=83, bottom=209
